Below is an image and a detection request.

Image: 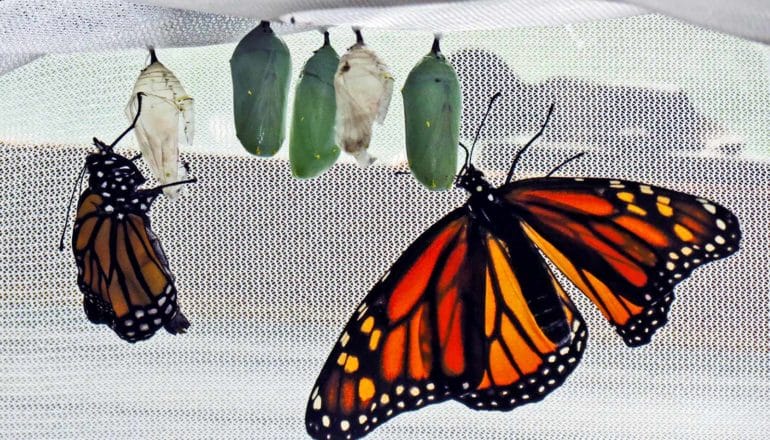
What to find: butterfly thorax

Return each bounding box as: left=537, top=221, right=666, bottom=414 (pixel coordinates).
left=83, top=150, right=154, bottom=216
left=456, top=165, right=494, bottom=196
left=457, top=165, right=506, bottom=223
left=85, top=150, right=145, bottom=198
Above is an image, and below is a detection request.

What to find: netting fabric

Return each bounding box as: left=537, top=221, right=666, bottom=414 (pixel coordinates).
left=0, top=13, right=768, bottom=440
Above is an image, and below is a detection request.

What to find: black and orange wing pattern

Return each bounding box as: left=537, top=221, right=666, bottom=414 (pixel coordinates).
left=72, top=190, right=188, bottom=342
left=455, top=227, right=586, bottom=411
left=306, top=208, right=586, bottom=439
left=502, top=177, right=740, bottom=346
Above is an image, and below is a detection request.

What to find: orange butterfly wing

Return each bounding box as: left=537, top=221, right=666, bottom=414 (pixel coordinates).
left=502, top=177, right=740, bottom=346
left=73, top=191, right=188, bottom=342
left=306, top=209, right=586, bottom=439
left=455, top=232, right=586, bottom=410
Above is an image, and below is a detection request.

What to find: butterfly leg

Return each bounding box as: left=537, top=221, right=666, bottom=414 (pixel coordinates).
left=141, top=177, right=198, bottom=201
left=109, top=92, right=146, bottom=149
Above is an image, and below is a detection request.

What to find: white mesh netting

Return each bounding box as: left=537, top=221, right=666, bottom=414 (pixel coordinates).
left=0, top=9, right=768, bottom=440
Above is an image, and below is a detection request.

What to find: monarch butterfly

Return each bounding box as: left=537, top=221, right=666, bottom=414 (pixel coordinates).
left=61, top=93, right=197, bottom=343
left=305, top=95, right=741, bottom=439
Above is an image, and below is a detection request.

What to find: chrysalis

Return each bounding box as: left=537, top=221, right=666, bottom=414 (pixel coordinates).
left=231, top=20, right=291, bottom=156
left=402, top=36, right=461, bottom=190
left=125, top=49, right=194, bottom=199
left=289, top=31, right=340, bottom=178
left=334, top=28, right=394, bottom=167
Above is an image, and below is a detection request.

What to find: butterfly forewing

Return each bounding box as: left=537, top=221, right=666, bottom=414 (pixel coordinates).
left=73, top=190, right=188, bottom=342
left=502, top=177, right=740, bottom=346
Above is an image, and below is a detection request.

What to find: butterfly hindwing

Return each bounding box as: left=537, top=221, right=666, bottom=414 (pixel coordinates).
left=502, top=177, right=740, bottom=346
left=455, top=221, right=586, bottom=410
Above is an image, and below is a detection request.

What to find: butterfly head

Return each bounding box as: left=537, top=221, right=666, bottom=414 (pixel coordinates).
left=85, top=138, right=145, bottom=196
left=455, top=163, right=492, bottom=195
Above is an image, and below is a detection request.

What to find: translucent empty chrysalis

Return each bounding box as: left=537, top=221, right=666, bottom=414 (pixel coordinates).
left=231, top=20, right=291, bottom=156
left=125, top=49, right=194, bottom=199
left=334, top=28, right=394, bottom=168
left=290, top=31, right=340, bottom=178
left=402, top=36, right=461, bottom=190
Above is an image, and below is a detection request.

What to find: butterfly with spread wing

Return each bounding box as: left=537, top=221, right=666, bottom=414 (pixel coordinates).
left=60, top=93, right=196, bottom=343
left=306, top=94, right=740, bottom=439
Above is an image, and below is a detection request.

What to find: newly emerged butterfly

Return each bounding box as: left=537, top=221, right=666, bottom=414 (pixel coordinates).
left=62, top=93, right=197, bottom=343
left=306, top=95, right=741, bottom=439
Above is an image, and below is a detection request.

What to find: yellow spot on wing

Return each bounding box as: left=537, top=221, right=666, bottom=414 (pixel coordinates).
left=360, top=316, right=374, bottom=334
left=344, top=355, right=359, bottom=373
left=674, top=224, right=695, bottom=242
left=627, top=204, right=647, bottom=216
left=617, top=192, right=635, bottom=203
left=337, top=352, right=348, bottom=366
left=358, top=377, right=375, bottom=401
left=657, top=203, right=673, bottom=217
left=657, top=195, right=670, bottom=204
left=369, top=329, right=382, bottom=350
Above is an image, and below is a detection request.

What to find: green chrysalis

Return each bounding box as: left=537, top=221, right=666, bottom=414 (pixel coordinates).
left=230, top=20, right=291, bottom=156
left=402, top=36, right=461, bottom=190
left=289, top=31, right=340, bottom=178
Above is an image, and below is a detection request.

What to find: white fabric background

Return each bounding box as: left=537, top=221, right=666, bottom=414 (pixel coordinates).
left=0, top=8, right=768, bottom=440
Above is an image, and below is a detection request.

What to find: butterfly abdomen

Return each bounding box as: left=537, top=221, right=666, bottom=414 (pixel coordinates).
left=465, top=195, right=572, bottom=345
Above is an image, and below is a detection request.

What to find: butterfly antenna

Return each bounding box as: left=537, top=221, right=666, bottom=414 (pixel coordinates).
left=505, top=102, right=555, bottom=184
left=468, top=92, right=501, bottom=165
left=58, top=163, right=87, bottom=251
left=109, top=92, right=144, bottom=149
left=455, top=142, right=471, bottom=184
left=459, top=142, right=470, bottom=167
left=546, top=152, right=585, bottom=177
